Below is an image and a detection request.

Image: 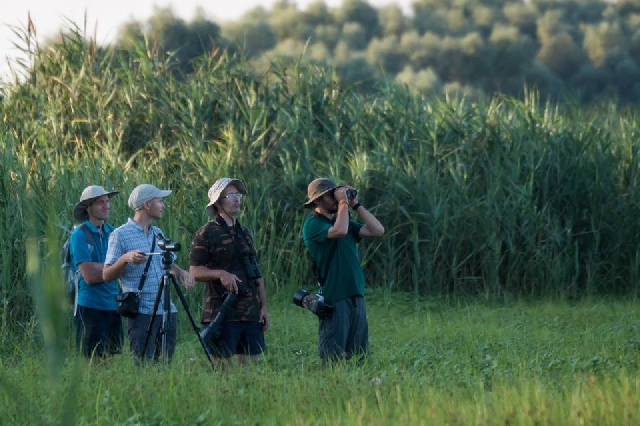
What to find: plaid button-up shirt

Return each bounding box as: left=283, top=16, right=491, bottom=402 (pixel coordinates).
left=105, top=218, right=177, bottom=314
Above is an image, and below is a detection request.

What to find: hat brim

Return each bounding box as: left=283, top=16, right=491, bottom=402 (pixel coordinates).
left=303, top=187, right=336, bottom=208
left=73, top=191, right=119, bottom=221
left=205, top=179, right=248, bottom=216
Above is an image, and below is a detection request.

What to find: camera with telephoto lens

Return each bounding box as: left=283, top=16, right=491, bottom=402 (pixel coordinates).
left=157, top=234, right=181, bottom=252
left=293, top=289, right=335, bottom=320
left=199, top=281, right=253, bottom=346
left=199, top=253, right=261, bottom=347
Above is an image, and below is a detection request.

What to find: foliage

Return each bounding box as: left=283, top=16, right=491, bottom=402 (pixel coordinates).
left=1, top=25, right=640, bottom=332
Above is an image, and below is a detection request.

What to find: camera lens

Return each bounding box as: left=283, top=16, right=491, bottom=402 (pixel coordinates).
left=293, top=289, right=310, bottom=307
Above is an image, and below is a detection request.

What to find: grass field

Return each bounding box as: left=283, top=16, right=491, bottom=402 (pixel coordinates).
left=1, top=26, right=640, bottom=425
left=1, top=291, right=638, bottom=425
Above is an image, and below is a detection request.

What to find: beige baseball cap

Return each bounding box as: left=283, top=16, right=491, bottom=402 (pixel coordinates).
left=128, top=184, right=172, bottom=210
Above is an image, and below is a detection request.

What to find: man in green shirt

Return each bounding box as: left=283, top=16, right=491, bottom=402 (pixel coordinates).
left=302, top=178, right=384, bottom=364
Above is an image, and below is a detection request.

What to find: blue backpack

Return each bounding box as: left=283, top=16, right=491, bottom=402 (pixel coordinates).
left=61, top=224, right=94, bottom=314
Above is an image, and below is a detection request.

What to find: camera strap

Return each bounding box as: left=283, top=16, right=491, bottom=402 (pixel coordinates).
left=310, top=213, right=339, bottom=292
left=317, top=240, right=337, bottom=290
left=136, top=233, right=156, bottom=293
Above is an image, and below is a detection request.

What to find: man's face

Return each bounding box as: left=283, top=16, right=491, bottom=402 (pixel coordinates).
left=218, top=184, right=243, bottom=217
left=146, top=197, right=166, bottom=219
left=86, top=195, right=111, bottom=222
left=318, top=192, right=338, bottom=214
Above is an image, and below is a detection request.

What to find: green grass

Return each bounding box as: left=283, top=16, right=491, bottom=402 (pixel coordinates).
left=1, top=293, right=638, bottom=425
left=1, top=24, right=640, bottom=425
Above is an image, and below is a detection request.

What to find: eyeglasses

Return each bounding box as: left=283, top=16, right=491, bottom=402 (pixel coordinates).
left=222, top=193, right=244, bottom=200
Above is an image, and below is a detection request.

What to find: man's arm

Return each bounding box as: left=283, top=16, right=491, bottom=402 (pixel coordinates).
left=327, top=187, right=351, bottom=238
left=189, top=265, right=243, bottom=294
left=102, top=250, right=146, bottom=282
left=354, top=205, right=385, bottom=238
left=257, top=276, right=269, bottom=331
left=78, top=262, right=107, bottom=284
left=72, top=227, right=105, bottom=284
left=171, top=265, right=195, bottom=290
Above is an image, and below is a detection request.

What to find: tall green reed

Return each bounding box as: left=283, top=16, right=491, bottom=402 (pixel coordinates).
left=2, top=25, right=640, bottom=335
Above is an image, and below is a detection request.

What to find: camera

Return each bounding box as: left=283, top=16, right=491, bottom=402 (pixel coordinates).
left=293, top=289, right=334, bottom=320
left=243, top=254, right=262, bottom=280
left=199, top=281, right=253, bottom=346
left=157, top=234, right=181, bottom=252
left=345, top=188, right=357, bottom=200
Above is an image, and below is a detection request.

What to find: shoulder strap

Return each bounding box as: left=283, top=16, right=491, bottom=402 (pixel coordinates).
left=317, top=240, right=337, bottom=288
left=79, top=223, right=94, bottom=247
left=72, top=224, right=95, bottom=317
left=309, top=214, right=339, bottom=288
left=137, top=233, right=156, bottom=292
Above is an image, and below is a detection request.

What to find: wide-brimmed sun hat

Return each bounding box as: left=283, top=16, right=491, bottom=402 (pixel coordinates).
left=205, top=178, right=248, bottom=216
left=73, top=185, right=119, bottom=221
left=128, top=184, right=172, bottom=210
left=303, top=178, right=338, bottom=208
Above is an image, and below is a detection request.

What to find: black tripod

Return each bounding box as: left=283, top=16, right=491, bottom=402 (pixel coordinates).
left=142, top=248, right=213, bottom=367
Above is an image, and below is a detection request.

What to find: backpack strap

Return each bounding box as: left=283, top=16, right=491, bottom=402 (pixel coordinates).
left=73, top=223, right=95, bottom=316
left=79, top=223, right=94, bottom=248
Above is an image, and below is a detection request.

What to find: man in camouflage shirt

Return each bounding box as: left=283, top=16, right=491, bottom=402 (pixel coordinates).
left=189, top=178, right=269, bottom=365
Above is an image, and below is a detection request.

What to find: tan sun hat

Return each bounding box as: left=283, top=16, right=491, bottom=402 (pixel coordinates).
left=303, top=178, right=338, bottom=208
left=128, top=184, right=172, bottom=210
left=205, top=178, right=248, bottom=216
left=73, top=185, right=119, bottom=221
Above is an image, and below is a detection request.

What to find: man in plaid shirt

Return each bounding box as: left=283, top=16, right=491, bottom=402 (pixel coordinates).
left=104, top=184, right=194, bottom=362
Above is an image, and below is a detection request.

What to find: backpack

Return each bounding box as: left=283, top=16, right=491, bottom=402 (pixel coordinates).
left=61, top=224, right=94, bottom=314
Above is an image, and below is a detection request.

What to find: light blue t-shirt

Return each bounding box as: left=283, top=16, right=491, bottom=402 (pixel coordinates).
left=104, top=219, right=177, bottom=315
left=70, top=221, right=119, bottom=311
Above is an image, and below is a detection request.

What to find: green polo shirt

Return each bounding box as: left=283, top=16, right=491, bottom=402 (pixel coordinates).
left=302, top=214, right=364, bottom=303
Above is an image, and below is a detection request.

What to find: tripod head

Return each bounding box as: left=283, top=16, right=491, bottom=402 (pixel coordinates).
left=146, top=234, right=180, bottom=270
left=145, top=251, right=175, bottom=269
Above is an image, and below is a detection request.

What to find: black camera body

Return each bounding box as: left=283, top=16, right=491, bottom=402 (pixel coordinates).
left=243, top=254, right=262, bottom=280
left=345, top=188, right=357, bottom=200
left=157, top=234, right=181, bottom=252
left=293, top=289, right=334, bottom=320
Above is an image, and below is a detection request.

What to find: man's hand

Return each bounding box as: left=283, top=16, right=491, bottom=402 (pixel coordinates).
left=219, top=271, right=242, bottom=294
left=126, top=250, right=148, bottom=265
left=178, top=269, right=195, bottom=291
left=333, top=187, right=350, bottom=202
left=260, top=307, right=270, bottom=331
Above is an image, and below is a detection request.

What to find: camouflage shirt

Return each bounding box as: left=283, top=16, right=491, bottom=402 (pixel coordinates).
left=190, top=217, right=262, bottom=323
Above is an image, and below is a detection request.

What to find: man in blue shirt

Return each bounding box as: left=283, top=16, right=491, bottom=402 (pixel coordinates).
left=103, top=184, right=194, bottom=362
left=70, top=185, right=122, bottom=358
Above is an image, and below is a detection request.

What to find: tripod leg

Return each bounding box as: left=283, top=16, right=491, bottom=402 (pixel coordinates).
left=161, top=274, right=171, bottom=361
left=170, top=274, right=216, bottom=369
left=142, top=279, right=164, bottom=359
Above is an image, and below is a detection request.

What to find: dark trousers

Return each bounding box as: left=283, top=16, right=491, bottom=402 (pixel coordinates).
left=75, top=306, right=123, bottom=358
left=127, top=313, right=177, bottom=362
left=318, top=295, right=368, bottom=363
